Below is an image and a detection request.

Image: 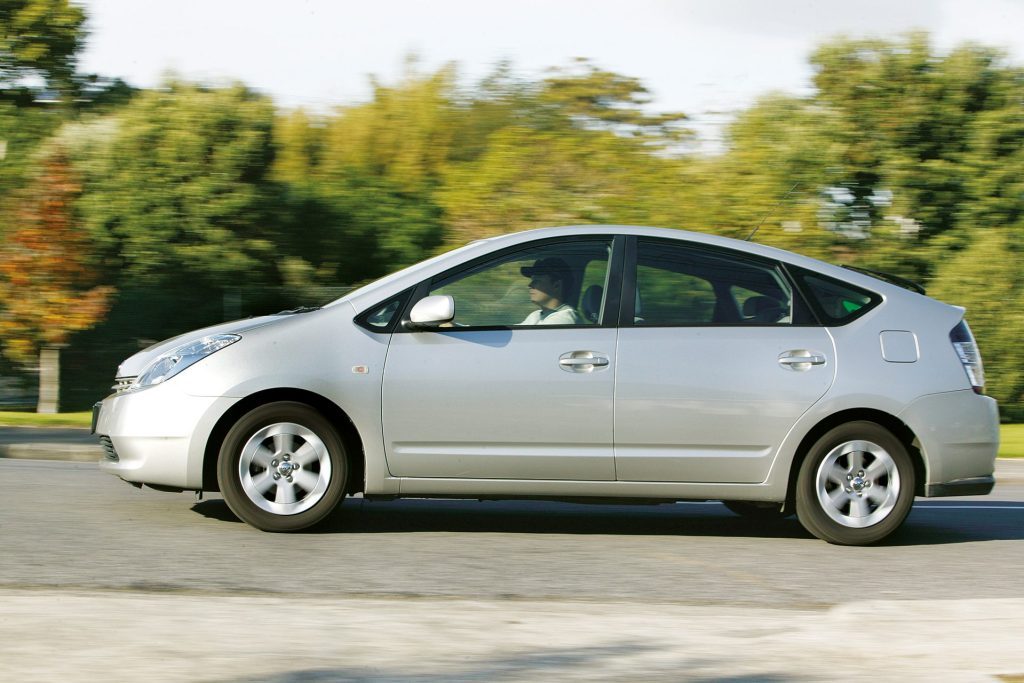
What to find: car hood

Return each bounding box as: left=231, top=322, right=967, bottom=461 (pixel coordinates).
left=115, top=314, right=292, bottom=378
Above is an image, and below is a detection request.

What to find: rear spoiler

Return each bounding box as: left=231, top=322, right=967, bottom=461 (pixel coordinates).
left=841, top=265, right=926, bottom=295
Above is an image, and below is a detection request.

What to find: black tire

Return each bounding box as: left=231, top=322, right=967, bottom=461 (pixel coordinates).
left=795, top=421, right=915, bottom=545
left=722, top=500, right=791, bottom=520
left=217, top=401, right=347, bottom=532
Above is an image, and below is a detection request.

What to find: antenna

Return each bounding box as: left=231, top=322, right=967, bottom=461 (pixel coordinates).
left=746, top=182, right=800, bottom=241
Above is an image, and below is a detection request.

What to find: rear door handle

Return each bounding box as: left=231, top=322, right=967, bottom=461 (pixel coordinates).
left=778, top=351, right=826, bottom=369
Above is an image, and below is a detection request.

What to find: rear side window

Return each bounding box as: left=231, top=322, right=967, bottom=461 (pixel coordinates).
left=632, top=239, right=795, bottom=326
left=794, top=270, right=880, bottom=325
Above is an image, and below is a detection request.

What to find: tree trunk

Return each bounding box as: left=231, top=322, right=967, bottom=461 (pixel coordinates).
left=37, top=346, right=61, bottom=414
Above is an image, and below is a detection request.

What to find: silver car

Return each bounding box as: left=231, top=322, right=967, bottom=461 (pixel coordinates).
left=94, top=226, right=999, bottom=545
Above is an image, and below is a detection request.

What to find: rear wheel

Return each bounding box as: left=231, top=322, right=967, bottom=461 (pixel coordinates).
left=217, top=402, right=347, bottom=532
left=796, top=421, right=915, bottom=545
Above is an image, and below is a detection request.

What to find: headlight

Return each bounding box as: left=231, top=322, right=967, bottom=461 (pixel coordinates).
left=136, top=334, right=240, bottom=388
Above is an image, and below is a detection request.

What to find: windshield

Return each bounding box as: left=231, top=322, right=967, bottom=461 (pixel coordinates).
left=321, top=240, right=489, bottom=308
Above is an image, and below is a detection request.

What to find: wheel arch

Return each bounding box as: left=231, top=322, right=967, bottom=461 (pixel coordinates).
left=202, top=388, right=365, bottom=495
left=785, top=408, right=925, bottom=510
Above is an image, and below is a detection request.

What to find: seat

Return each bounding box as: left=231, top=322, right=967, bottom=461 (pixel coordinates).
left=581, top=285, right=603, bottom=324
left=743, top=296, right=786, bottom=323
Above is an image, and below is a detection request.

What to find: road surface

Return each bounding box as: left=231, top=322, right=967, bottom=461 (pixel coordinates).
left=1, top=459, right=1022, bottom=681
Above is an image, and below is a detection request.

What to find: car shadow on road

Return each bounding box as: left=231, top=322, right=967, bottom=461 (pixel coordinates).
left=192, top=496, right=1024, bottom=544
left=212, top=645, right=798, bottom=683
left=881, top=502, right=1024, bottom=546
left=192, top=497, right=810, bottom=538
left=213, top=643, right=799, bottom=683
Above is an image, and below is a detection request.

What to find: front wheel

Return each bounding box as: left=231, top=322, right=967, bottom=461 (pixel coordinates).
left=795, top=421, right=915, bottom=545
left=217, top=402, right=347, bottom=532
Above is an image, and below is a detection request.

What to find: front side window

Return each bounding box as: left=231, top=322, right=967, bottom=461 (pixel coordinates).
left=632, top=239, right=794, bottom=326
left=427, top=239, right=614, bottom=328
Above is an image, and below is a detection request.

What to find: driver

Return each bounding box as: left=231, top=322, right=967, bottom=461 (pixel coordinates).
left=519, top=257, right=581, bottom=325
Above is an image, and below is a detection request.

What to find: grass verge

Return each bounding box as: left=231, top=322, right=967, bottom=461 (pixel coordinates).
left=1000, top=424, right=1024, bottom=459
left=0, top=411, right=93, bottom=428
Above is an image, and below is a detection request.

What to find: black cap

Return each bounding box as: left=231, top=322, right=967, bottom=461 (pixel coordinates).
left=520, top=257, right=572, bottom=285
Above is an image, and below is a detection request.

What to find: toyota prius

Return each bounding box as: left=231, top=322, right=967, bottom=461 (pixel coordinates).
left=94, top=226, right=999, bottom=544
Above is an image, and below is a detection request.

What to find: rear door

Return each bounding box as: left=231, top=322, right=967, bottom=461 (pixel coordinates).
left=613, top=237, right=835, bottom=483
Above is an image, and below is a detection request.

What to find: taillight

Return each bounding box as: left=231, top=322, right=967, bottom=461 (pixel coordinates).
left=950, top=321, right=985, bottom=394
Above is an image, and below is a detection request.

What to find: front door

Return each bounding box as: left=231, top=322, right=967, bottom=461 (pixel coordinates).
left=381, top=237, right=620, bottom=480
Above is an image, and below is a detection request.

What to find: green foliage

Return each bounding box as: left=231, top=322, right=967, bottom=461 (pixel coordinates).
left=931, top=229, right=1024, bottom=420
left=807, top=34, right=1019, bottom=256
left=539, top=58, right=690, bottom=147
left=73, top=82, right=281, bottom=289
left=0, top=100, right=62, bottom=197
left=438, top=124, right=692, bottom=245
left=319, top=61, right=460, bottom=194
left=697, top=94, right=841, bottom=254
left=0, top=0, right=85, bottom=100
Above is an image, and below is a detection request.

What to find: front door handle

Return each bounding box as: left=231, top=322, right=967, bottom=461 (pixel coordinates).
left=559, top=351, right=610, bottom=372
left=560, top=357, right=610, bottom=367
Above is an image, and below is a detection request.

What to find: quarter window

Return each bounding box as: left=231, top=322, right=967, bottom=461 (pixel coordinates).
left=356, top=291, right=410, bottom=332
left=794, top=271, right=880, bottom=325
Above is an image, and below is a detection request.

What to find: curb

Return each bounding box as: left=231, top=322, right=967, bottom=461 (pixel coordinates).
left=0, top=443, right=102, bottom=463
left=994, top=458, right=1024, bottom=485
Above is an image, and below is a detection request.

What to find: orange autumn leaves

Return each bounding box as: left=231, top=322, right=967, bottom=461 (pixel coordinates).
left=0, top=151, right=113, bottom=364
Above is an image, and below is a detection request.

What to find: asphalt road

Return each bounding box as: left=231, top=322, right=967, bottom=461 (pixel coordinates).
left=1, top=458, right=1023, bottom=603
left=2, top=459, right=1023, bottom=681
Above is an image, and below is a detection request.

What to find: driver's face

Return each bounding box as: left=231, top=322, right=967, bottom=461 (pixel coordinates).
left=528, top=273, right=560, bottom=308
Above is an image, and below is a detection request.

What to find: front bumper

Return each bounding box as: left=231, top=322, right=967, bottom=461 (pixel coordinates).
left=95, top=383, right=237, bottom=490
left=898, top=389, right=999, bottom=497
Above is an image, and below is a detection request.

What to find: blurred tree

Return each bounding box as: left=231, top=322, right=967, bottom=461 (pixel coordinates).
left=320, top=60, right=459, bottom=194
left=43, top=84, right=294, bottom=408
left=699, top=94, right=841, bottom=255
left=76, top=81, right=281, bottom=290
left=436, top=59, right=695, bottom=245
left=930, top=228, right=1023, bottom=420
left=929, top=80, right=1024, bottom=419
left=272, top=62, right=456, bottom=277
left=0, top=0, right=85, bottom=102
left=438, top=125, right=690, bottom=244
left=0, top=0, right=131, bottom=270
left=538, top=58, right=690, bottom=149
left=272, top=107, right=324, bottom=185
left=0, top=0, right=85, bottom=241
left=806, top=33, right=1018, bottom=277
left=0, top=150, right=113, bottom=410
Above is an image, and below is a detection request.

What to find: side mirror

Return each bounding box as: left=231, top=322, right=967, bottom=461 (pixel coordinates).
left=406, top=295, right=455, bottom=329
